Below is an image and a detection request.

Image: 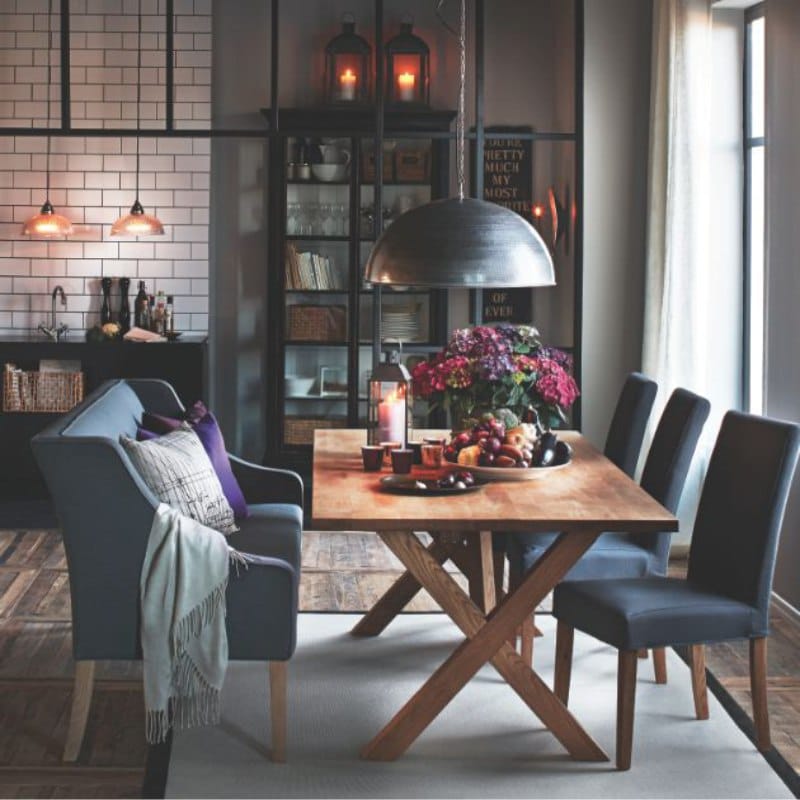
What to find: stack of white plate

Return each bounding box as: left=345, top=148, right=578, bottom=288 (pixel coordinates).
left=382, top=305, right=422, bottom=342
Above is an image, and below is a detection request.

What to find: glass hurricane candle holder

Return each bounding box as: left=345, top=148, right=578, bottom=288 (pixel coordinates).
left=368, top=351, right=410, bottom=448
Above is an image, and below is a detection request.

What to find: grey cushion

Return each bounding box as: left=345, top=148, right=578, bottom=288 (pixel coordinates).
left=510, top=532, right=659, bottom=581
left=120, top=426, right=238, bottom=535
left=227, top=503, right=303, bottom=571
left=553, top=577, right=760, bottom=650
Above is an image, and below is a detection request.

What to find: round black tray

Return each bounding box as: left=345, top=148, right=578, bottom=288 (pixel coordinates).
left=379, top=475, right=485, bottom=497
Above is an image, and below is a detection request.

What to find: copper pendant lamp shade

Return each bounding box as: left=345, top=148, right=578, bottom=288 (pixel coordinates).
left=23, top=201, right=74, bottom=239
left=22, top=0, right=73, bottom=239
left=364, top=0, right=555, bottom=290
left=110, top=200, right=165, bottom=237
left=110, top=0, right=164, bottom=237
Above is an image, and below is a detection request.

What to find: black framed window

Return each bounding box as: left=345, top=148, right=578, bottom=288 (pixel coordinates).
left=744, top=4, right=765, bottom=413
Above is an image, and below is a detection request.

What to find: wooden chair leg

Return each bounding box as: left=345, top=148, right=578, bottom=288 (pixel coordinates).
left=652, top=647, right=668, bottom=684
left=637, top=649, right=648, bottom=659
left=520, top=614, right=535, bottom=666
left=688, top=644, right=709, bottom=720
left=63, top=660, right=95, bottom=762
left=750, top=637, right=771, bottom=752
left=616, top=650, right=638, bottom=771
left=269, top=661, right=287, bottom=763
left=553, top=621, right=574, bottom=706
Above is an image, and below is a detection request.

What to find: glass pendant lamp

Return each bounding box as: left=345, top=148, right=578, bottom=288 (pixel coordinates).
left=22, top=0, right=73, bottom=239
left=364, top=0, right=554, bottom=289
left=111, top=0, right=164, bottom=237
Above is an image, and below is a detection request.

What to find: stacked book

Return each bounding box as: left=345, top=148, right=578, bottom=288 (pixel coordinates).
left=285, top=244, right=340, bottom=290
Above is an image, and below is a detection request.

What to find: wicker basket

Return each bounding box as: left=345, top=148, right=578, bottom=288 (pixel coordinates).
left=395, top=148, right=430, bottom=182
left=284, top=415, right=347, bottom=446
left=287, top=304, right=347, bottom=342
left=3, top=363, right=85, bottom=413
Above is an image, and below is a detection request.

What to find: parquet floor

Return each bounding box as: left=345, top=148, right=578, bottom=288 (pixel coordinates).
left=1, top=529, right=798, bottom=798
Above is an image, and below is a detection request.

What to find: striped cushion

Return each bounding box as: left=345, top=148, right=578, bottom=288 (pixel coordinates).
left=120, top=425, right=238, bottom=535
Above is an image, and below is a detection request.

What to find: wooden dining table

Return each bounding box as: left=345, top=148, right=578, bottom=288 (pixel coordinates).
left=311, top=429, right=678, bottom=763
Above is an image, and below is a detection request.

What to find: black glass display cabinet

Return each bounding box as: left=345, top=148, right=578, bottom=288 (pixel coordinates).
left=263, top=108, right=455, bottom=476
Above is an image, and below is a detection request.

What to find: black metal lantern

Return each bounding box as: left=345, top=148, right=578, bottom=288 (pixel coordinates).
left=368, top=351, right=410, bottom=447
left=324, top=14, right=371, bottom=105
left=385, top=16, right=430, bottom=107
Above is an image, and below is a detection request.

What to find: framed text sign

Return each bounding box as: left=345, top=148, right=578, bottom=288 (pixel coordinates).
left=479, top=127, right=534, bottom=221
left=470, top=127, right=535, bottom=324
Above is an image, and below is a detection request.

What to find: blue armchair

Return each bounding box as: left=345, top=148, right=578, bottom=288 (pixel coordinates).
left=32, top=379, right=302, bottom=763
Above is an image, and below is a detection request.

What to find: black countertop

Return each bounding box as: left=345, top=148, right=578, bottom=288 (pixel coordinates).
left=0, top=332, right=208, bottom=345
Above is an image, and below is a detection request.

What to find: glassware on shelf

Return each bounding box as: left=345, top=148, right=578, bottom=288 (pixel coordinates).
left=321, top=203, right=336, bottom=236
left=287, top=202, right=300, bottom=235
left=335, top=202, right=348, bottom=235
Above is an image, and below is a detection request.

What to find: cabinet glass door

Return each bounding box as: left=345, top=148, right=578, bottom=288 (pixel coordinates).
left=282, top=136, right=354, bottom=448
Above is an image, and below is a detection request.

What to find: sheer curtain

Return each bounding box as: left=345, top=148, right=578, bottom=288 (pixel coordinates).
left=643, top=0, right=743, bottom=545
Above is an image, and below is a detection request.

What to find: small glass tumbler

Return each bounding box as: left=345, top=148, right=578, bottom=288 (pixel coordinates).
left=408, top=441, right=424, bottom=465
left=421, top=443, right=444, bottom=468
left=361, top=445, right=384, bottom=472
left=380, top=441, right=402, bottom=466
left=391, top=449, right=414, bottom=475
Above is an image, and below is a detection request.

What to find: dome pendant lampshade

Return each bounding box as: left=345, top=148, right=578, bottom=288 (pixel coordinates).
left=364, top=0, right=554, bottom=290
left=110, top=199, right=164, bottom=237
left=23, top=200, right=74, bottom=238
left=111, top=0, right=164, bottom=237
left=365, top=197, right=554, bottom=288
left=23, top=0, right=73, bottom=239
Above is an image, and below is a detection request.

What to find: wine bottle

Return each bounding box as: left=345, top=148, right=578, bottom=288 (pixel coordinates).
left=134, top=281, right=148, bottom=328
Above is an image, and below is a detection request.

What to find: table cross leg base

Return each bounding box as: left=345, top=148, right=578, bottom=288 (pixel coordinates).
left=360, top=530, right=608, bottom=763
left=351, top=531, right=494, bottom=637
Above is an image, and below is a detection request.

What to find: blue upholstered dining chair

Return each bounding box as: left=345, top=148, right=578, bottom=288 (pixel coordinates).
left=510, top=387, right=709, bottom=675
left=493, top=372, right=658, bottom=590
left=552, top=411, right=800, bottom=770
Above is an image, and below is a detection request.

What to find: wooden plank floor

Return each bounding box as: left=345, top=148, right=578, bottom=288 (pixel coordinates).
left=1, top=530, right=798, bottom=798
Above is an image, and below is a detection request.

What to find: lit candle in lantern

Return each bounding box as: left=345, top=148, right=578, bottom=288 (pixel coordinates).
left=378, top=387, right=406, bottom=444
left=397, top=71, right=416, bottom=102
left=339, top=68, right=357, bottom=101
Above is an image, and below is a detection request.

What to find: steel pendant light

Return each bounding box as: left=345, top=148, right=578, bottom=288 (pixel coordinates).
left=23, top=0, right=73, bottom=239
left=364, top=0, right=554, bottom=289
left=111, top=0, right=164, bottom=237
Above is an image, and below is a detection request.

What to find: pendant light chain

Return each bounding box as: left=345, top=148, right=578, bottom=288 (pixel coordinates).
left=457, top=0, right=466, bottom=201
left=45, top=0, right=54, bottom=202
left=135, top=0, right=142, bottom=202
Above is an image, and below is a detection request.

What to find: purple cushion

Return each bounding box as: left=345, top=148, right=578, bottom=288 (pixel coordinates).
left=136, top=426, right=160, bottom=441
left=139, top=402, right=249, bottom=520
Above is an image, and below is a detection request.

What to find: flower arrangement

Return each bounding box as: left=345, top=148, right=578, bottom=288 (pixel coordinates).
left=411, top=324, right=579, bottom=431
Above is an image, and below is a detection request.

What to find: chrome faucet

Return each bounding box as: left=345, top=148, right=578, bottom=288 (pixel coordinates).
left=38, top=285, right=69, bottom=341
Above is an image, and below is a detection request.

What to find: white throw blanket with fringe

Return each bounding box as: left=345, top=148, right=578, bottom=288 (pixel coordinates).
left=140, top=503, right=243, bottom=743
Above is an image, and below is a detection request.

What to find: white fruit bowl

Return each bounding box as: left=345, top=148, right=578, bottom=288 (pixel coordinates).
left=443, top=460, right=570, bottom=482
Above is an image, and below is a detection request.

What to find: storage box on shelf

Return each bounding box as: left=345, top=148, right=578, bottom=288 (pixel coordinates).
left=287, top=305, right=347, bottom=342
left=3, top=364, right=84, bottom=413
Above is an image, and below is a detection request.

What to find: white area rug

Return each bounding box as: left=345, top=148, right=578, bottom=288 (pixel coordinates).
left=167, top=614, right=790, bottom=798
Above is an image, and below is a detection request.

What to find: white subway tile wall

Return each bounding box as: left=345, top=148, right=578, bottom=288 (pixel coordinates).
left=0, top=0, right=211, bottom=334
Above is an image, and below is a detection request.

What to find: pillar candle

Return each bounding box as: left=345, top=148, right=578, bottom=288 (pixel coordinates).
left=378, top=390, right=405, bottom=444
left=340, top=69, right=357, bottom=101
left=397, top=72, right=415, bottom=102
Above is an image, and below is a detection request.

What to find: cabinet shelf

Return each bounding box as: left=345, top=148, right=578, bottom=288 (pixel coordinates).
left=286, top=235, right=350, bottom=242
left=286, top=289, right=349, bottom=294
left=284, top=340, right=348, bottom=347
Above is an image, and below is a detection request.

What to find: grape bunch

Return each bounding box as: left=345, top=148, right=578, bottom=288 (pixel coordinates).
left=444, top=415, right=572, bottom=469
